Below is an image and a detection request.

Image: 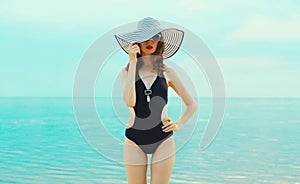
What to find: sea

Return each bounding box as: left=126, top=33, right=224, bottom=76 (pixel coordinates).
left=0, top=97, right=299, bottom=184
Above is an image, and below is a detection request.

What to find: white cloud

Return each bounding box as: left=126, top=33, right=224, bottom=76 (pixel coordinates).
left=228, top=14, right=300, bottom=41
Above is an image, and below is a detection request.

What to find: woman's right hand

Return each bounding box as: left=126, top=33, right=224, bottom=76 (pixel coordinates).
left=127, top=41, right=141, bottom=61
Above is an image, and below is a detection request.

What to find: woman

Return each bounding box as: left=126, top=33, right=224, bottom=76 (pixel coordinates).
left=115, top=17, right=198, bottom=184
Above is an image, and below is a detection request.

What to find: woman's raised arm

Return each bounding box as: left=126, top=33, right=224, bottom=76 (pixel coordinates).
left=120, top=41, right=141, bottom=107
left=119, top=60, right=137, bottom=108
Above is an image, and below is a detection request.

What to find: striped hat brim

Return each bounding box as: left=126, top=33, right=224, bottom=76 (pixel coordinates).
left=114, top=28, right=184, bottom=59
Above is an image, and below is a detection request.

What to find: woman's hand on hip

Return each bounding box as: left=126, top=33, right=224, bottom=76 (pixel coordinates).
left=162, top=117, right=179, bottom=132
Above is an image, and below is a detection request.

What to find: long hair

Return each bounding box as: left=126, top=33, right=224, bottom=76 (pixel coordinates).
left=124, top=40, right=166, bottom=77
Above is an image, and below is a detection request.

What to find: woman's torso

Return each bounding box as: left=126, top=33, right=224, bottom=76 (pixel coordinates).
left=126, top=69, right=170, bottom=129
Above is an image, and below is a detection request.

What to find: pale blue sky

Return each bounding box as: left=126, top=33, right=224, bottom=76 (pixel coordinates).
left=0, top=0, right=299, bottom=97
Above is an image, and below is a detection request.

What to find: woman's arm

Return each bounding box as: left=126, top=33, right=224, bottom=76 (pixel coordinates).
left=163, top=66, right=198, bottom=131
left=119, top=60, right=137, bottom=107
left=119, top=41, right=140, bottom=108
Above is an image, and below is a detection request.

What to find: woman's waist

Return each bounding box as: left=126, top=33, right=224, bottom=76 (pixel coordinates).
left=126, top=115, right=169, bottom=129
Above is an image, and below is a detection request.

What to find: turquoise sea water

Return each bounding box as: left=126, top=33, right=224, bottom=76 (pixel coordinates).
left=1, top=97, right=299, bottom=184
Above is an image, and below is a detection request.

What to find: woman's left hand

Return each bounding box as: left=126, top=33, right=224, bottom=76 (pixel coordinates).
left=162, top=117, right=179, bottom=132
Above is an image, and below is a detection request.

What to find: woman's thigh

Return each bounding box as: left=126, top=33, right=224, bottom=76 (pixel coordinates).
left=124, top=137, right=148, bottom=184
left=150, top=135, right=176, bottom=184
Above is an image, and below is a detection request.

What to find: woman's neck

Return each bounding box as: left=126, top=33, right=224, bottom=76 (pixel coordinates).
left=141, top=55, right=155, bottom=70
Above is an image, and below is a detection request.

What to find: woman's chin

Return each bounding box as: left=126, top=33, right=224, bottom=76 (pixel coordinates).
left=142, top=51, right=155, bottom=56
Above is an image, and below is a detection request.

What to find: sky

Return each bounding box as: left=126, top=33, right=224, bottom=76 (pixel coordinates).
left=0, top=0, right=299, bottom=97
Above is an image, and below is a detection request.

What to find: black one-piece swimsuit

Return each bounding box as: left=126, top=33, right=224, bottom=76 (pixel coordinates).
left=125, top=71, right=173, bottom=154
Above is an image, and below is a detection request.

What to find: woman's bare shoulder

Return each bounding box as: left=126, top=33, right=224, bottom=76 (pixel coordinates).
left=163, top=65, right=176, bottom=86
left=163, top=65, right=177, bottom=78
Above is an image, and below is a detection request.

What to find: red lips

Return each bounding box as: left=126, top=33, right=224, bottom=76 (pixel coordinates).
left=146, top=45, right=153, bottom=49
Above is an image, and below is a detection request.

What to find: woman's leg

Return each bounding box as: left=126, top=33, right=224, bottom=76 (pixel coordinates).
left=150, top=136, right=176, bottom=184
left=124, top=137, right=148, bottom=184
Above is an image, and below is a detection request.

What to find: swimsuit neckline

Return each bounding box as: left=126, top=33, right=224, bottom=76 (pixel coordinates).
left=138, top=72, right=159, bottom=90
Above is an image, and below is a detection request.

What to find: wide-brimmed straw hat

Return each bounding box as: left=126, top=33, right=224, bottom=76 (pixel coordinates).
left=114, top=17, right=184, bottom=59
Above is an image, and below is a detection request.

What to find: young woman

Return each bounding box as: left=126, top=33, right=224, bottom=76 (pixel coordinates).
left=115, top=17, right=197, bottom=184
